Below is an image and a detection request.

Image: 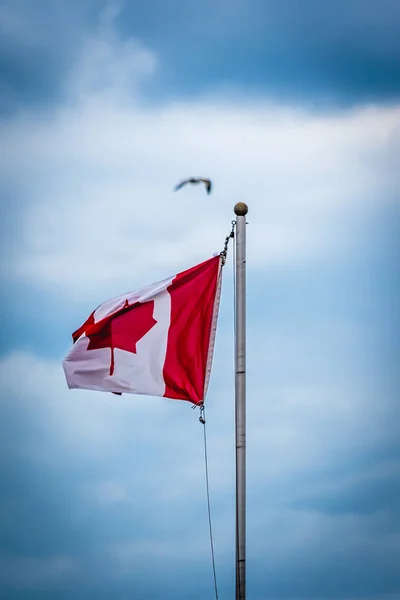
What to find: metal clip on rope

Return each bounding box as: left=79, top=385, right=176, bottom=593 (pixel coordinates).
left=199, top=404, right=206, bottom=425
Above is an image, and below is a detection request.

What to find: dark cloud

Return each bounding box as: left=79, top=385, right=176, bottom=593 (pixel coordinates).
left=0, top=0, right=99, bottom=113
left=132, top=0, right=400, bottom=104
left=1, top=0, right=400, bottom=114
left=290, top=466, right=400, bottom=516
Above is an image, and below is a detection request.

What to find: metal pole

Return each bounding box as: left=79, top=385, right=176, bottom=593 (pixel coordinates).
left=234, top=202, right=248, bottom=600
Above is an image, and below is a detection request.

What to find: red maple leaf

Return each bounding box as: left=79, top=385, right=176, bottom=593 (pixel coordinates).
left=81, top=300, right=157, bottom=376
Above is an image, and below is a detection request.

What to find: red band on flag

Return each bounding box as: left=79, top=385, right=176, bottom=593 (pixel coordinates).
left=163, top=255, right=221, bottom=404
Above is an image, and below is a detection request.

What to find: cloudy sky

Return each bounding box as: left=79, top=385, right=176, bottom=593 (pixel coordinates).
left=1, top=1, right=399, bottom=598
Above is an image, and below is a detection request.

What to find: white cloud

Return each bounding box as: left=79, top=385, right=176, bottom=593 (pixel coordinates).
left=1, top=341, right=396, bottom=503
left=0, top=15, right=399, bottom=303
left=0, top=351, right=178, bottom=461
left=89, top=480, right=129, bottom=504
left=65, top=7, right=156, bottom=103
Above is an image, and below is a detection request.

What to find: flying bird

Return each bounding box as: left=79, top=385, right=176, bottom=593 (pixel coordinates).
left=174, top=177, right=212, bottom=195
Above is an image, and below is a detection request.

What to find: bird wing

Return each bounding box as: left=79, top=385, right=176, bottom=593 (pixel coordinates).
left=200, top=178, right=212, bottom=193
left=174, top=179, right=190, bottom=191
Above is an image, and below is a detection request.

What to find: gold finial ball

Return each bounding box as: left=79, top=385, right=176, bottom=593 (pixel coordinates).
left=234, top=202, right=248, bottom=216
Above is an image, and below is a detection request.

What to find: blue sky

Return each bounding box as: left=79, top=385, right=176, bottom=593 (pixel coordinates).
left=0, top=1, right=399, bottom=599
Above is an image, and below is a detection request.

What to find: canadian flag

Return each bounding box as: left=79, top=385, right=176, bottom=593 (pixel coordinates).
left=62, top=255, right=222, bottom=405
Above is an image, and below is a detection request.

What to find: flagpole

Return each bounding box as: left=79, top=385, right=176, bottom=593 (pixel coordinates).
left=234, top=202, right=248, bottom=600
